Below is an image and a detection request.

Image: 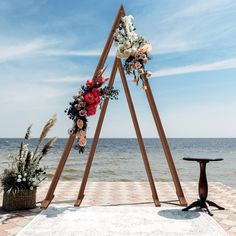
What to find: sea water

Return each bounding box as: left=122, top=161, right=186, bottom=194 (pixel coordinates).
left=0, top=138, right=235, bottom=189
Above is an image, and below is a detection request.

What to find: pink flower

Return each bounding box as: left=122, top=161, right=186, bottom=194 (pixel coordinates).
left=78, top=137, right=87, bottom=147
left=138, top=68, right=144, bottom=74
left=143, top=58, right=148, bottom=64
left=74, top=104, right=80, bottom=110
left=134, top=62, right=142, bottom=69
left=79, top=109, right=87, bottom=116
left=76, top=130, right=86, bottom=138
left=92, top=88, right=100, bottom=97
left=135, top=52, right=142, bottom=60
left=146, top=71, right=152, bottom=78
left=76, top=119, right=84, bottom=129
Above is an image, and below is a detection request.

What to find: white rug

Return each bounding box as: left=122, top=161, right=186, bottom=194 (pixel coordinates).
left=17, top=205, right=227, bottom=236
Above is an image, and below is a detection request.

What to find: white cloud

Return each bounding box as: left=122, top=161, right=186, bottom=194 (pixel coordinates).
left=174, top=0, right=236, bottom=18
left=152, top=58, right=236, bottom=77
left=40, top=47, right=117, bottom=57
left=151, top=39, right=202, bottom=55
left=0, top=38, right=56, bottom=63
left=44, top=76, right=90, bottom=83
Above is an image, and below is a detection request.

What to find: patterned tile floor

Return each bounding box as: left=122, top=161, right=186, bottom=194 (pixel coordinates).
left=0, top=181, right=236, bottom=236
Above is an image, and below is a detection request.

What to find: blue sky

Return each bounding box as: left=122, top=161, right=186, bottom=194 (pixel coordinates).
left=0, top=0, right=236, bottom=138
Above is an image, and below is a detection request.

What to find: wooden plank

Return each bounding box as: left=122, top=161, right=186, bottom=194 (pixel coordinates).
left=41, top=5, right=125, bottom=209
left=118, top=59, right=160, bottom=207
left=75, top=58, right=119, bottom=207
left=41, top=134, right=75, bottom=208
left=143, top=76, right=187, bottom=206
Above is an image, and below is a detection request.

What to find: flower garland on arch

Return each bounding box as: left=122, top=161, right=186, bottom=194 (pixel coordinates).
left=114, top=15, right=152, bottom=90
left=65, top=69, right=119, bottom=153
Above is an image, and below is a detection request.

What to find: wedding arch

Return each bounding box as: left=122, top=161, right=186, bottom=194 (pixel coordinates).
left=41, top=5, right=187, bottom=209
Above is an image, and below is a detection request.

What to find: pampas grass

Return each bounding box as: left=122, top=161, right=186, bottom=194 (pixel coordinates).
left=33, top=115, right=57, bottom=158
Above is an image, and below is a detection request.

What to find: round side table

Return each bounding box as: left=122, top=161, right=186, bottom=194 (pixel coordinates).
left=182, top=157, right=225, bottom=216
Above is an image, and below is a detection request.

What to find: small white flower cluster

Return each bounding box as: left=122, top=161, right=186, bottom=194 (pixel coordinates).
left=16, top=173, right=27, bottom=182
left=16, top=172, right=35, bottom=190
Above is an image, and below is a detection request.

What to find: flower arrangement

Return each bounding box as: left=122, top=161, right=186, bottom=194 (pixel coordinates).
left=1, top=115, right=57, bottom=194
left=114, top=15, right=152, bottom=89
left=65, top=69, right=119, bottom=153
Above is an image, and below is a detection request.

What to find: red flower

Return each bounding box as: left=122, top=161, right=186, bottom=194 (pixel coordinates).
left=86, top=79, right=94, bottom=88
left=97, top=76, right=105, bottom=84
left=92, top=88, right=100, bottom=97
left=87, top=104, right=97, bottom=116
left=94, top=96, right=100, bottom=105
left=83, top=92, right=95, bottom=104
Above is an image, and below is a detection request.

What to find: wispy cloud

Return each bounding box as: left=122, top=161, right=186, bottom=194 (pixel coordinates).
left=0, top=39, right=55, bottom=63
left=153, top=58, right=236, bottom=77
left=43, top=76, right=90, bottom=83
left=174, top=0, right=236, bottom=18
left=40, top=49, right=101, bottom=57
left=40, top=47, right=117, bottom=57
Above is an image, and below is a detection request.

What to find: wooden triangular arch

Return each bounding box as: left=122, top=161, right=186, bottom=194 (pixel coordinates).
left=41, top=5, right=187, bottom=209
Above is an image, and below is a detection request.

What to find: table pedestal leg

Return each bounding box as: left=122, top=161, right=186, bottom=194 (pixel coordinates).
left=182, top=161, right=224, bottom=216
left=206, top=200, right=225, bottom=210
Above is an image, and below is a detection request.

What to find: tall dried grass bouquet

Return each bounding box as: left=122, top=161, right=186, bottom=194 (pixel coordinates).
left=1, top=115, right=57, bottom=194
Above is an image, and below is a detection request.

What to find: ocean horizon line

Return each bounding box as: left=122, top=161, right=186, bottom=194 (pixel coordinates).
left=1, top=137, right=236, bottom=139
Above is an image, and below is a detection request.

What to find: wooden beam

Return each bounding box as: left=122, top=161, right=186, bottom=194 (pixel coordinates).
left=118, top=59, right=160, bottom=206
left=143, top=76, right=187, bottom=206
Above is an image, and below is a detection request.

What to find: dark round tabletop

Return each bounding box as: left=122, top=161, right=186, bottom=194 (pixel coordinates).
left=183, top=157, right=223, bottom=162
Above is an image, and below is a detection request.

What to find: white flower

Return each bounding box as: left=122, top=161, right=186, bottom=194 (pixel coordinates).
left=17, top=179, right=21, bottom=182
left=123, top=49, right=132, bottom=58
left=116, top=51, right=125, bottom=58
left=18, top=175, right=22, bottom=179
left=30, top=186, right=34, bottom=190
left=32, top=182, right=36, bottom=186
left=130, top=48, right=137, bottom=56
left=124, top=40, right=131, bottom=49
left=22, top=178, right=26, bottom=181
left=24, top=173, right=27, bottom=176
